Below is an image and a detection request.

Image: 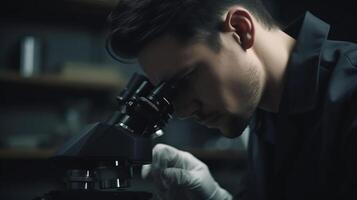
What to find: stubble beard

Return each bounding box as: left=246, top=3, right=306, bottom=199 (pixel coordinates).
left=220, top=65, right=263, bottom=138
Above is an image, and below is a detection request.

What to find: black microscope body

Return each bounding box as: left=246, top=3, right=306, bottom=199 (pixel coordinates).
left=36, top=73, right=177, bottom=200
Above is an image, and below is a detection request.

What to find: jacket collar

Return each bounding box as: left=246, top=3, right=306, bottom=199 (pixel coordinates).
left=279, top=12, right=330, bottom=114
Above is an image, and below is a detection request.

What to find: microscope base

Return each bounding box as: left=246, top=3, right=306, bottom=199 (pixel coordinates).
left=34, top=190, right=152, bottom=200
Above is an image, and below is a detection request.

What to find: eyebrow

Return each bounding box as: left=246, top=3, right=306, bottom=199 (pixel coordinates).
left=168, top=64, right=198, bottom=84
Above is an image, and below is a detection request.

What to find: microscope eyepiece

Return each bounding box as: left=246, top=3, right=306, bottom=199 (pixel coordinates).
left=112, top=73, right=176, bottom=136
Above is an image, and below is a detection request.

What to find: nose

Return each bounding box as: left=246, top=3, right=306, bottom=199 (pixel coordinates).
left=173, top=97, right=201, bottom=119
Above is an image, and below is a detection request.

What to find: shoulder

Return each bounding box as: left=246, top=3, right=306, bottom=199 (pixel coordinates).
left=318, top=40, right=357, bottom=135
left=322, top=40, right=357, bottom=104
left=343, top=43, right=357, bottom=67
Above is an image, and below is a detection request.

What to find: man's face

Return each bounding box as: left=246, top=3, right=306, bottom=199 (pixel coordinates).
left=138, top=34, right=264, bottom=138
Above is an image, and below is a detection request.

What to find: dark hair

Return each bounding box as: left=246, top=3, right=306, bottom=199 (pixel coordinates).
left=107, top=0, right=277, bottom=62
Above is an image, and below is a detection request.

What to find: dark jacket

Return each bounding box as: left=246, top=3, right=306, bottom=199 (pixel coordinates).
left=236, top=12, right=357, bottom=200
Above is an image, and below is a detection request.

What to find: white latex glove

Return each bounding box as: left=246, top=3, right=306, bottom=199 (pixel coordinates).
left=141, top=144, right=233, bottom=200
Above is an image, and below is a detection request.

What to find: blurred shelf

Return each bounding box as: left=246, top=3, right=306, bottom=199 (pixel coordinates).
left=0, top=147, right=248, bottom=162
left=0, top=72, right=123, bottom=92
left=0, top=72, right=124, bottom=105
left=0, top=148, right=56, bottom=159
left=1, top=0, right=118, bottom=27
left=187, top=148, right=247, bottom=161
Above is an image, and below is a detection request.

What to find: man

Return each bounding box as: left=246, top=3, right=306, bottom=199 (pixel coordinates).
left=106, top=0, right=357, bottom=199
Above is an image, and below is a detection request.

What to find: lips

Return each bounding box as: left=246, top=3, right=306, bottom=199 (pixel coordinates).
left=195, top=112, right=220, bottom=125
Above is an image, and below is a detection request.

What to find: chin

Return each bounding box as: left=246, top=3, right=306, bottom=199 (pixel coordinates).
left=216, top=115, right=251, bottom=138
left=219, top=126, right=246, bottom=138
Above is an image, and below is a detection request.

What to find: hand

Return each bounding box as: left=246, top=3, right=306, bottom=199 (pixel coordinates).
left=141, top=144, right=232, bottom=200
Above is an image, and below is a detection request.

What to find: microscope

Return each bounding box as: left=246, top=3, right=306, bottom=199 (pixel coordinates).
left=35, top=73, right=178, bottom=200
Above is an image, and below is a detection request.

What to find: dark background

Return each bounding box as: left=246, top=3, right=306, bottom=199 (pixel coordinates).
left=0, top=0, right=355, bottom=199
left=270, top=0, right=356, bottom=42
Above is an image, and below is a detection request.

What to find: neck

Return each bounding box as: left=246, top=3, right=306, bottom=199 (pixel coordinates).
left=253, top=26, right=296, bottom=112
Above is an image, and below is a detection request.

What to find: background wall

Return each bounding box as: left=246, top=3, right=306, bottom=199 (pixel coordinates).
left=268, top=0, right=356, bottom=43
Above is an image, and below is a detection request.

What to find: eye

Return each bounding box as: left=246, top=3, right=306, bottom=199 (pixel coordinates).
left=171, top=63, right=202, bottom=100
left=177, top=68, right=196, bottom=90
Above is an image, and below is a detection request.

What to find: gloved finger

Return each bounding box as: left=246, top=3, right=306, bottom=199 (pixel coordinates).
left=161, top=168, right=198, bottom=188
left=141, top=165, right=169, bottom=192
left=153, top=168, right=198, bottom=200
left=141, top=164, right=152, bottom=180
left=162, top=168, right=230, bottom=200
left=153, top=144, right=203, bottom=170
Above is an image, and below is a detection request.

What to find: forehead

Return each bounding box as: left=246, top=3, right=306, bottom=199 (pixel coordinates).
left=138, top=35, right=204, bottom=85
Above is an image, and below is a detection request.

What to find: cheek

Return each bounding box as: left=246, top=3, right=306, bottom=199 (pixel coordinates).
left=195, top=68, right=228, bottom=109
left=229, top=65, right=262, bottom=115
left=207, top=61, right=255, bottom=114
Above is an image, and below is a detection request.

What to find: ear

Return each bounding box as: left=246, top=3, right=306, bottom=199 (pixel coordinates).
left=223, top=7, right=255, bottom=50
